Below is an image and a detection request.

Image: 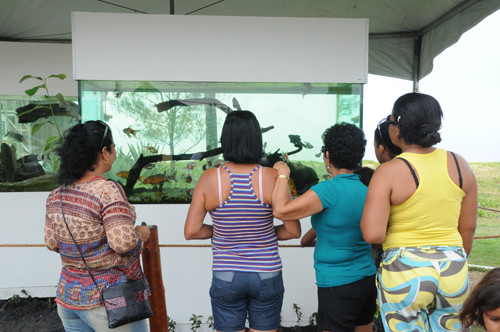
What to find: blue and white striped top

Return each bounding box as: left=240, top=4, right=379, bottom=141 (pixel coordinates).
left=209, top=165, right=282, bottom=272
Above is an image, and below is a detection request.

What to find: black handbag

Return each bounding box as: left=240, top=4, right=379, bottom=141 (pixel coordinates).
left=102, top=278, right=153, bottom=328
left=59, top=191, right=153, bottom=328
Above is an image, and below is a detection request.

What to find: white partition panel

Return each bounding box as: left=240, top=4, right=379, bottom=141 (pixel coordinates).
left=72, top=12, right=368, bottom=83
left=0, top=192, right=315, bottom=329
left=0, top=42, right=77, bottom=96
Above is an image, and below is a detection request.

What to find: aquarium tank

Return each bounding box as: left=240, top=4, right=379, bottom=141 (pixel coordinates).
left=1, top=80, right=363, bottom=203
left=0, top=86, right=78, bottom=192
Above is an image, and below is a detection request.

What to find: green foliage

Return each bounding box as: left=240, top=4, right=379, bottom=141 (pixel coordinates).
left=467, top=238, right=500, bottom=267
left=206, top=315, right=215, bottom=332
left=189, top=314, right=203, bottom=332
left=292, top=303, right=302, bottom=324
left=18, top=74, right=77, bottom=173
left=308, top=312, right=318, bottom=326
left=168, top=316, right=176, bottom=332
left=19, top=74, right=67, bottom=141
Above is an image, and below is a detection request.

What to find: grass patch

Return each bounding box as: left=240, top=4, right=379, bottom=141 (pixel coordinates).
left=467, top=238, right=500, bottom=267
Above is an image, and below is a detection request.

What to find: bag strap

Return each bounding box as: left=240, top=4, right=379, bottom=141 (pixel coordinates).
left=449, top=151, right=463, bottom=189
left=398, top=157, right=419, bottom=188
left=59, top=189, right=104, bottom=300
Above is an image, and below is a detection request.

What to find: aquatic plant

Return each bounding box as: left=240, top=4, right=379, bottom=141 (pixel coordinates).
left=19, top=74, right=78, bottom=159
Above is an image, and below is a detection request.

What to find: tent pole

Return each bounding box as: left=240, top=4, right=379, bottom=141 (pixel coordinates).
left=412, top=36, right=422, bottom=92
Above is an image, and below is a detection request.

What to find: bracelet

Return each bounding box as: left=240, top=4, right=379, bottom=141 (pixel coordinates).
left=278, top=174, right=289, bottom=180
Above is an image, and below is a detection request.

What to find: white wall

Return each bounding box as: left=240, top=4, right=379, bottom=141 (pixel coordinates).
left=72, top=12, right=368, bottom=83
left=0, top=41, right=77, bottom=96
left=0, top=192, right=316, bottom=329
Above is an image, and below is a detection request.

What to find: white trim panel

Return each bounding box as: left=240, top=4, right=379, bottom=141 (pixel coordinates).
left=0, top=42, right=77, bottom=96
left=72, top=12, right=368, bottom=83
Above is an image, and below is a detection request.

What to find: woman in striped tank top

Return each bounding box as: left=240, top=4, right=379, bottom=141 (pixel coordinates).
left=185, top=111, right=301, bottom=332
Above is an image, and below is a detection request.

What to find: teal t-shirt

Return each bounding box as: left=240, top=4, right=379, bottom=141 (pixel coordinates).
left=311, top=174, right=376, bottom=287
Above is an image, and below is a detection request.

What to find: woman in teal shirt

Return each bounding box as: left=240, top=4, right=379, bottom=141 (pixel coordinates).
left=273, top=123, right=376, bottom=332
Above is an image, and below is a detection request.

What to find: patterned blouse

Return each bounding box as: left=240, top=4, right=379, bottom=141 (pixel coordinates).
left=45, top=177, right=144, bottom=310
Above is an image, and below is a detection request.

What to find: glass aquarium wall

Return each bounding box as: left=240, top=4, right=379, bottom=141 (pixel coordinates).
left=0, top=95, right=78, bottom=192
left=81, top=80, right=363, bottom=204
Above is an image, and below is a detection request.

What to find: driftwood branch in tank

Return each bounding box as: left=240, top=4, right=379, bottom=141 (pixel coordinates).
left=16, top=103, right=79, bottom=123
left=156, top=98, right=233, bottom=114
left=124, top=147, right=223, bottom=195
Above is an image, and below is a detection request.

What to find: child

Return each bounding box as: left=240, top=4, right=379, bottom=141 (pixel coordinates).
left=460, top=268, right=500, bottom=331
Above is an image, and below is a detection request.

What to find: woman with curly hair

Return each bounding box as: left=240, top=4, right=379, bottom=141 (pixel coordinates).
left=361, top=93, right=478, bottom=331
left=45, top=121, right=151, bottom=331
left=460, top=268, right=500, bottom=331
left=273, top=123, right=377, bottom=332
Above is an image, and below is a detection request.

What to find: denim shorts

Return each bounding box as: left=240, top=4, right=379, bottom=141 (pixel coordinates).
left=209, top=270, right=284, bottom=331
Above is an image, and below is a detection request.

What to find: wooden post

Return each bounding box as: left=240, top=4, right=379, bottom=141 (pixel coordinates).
left=142, top=225, right=168, bottom=332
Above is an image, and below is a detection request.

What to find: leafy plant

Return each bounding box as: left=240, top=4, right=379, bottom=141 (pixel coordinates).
left=19, top=74, right=68, bottom=151
left=292, top=303, right=302, bottom=324
left=189, top=314, right=203, bottom=332
left=308, top=312, right=318, bottom=326
left=206, top=315, right=215, bottom=332
left=168, top=316, right=177, bottom=332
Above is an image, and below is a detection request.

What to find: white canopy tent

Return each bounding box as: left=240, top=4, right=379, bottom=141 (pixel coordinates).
left=0, top=2, right=499, bottom=325
left=1, top=0, right=499, bottom=90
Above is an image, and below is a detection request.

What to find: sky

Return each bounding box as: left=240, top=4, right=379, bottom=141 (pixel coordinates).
left=362, top=9, right=500, bottom=163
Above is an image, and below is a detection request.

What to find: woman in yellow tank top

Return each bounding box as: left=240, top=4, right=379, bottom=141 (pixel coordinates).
left=361, top=93, right=478, bottom=332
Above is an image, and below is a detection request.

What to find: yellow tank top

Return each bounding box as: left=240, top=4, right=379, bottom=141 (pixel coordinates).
left=383, top=149, right=465, bottom=250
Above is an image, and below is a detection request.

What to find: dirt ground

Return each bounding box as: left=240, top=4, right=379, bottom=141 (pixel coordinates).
left=0, top=297, right=63, bottom=332
left=0, top=271, right=488, bottom=331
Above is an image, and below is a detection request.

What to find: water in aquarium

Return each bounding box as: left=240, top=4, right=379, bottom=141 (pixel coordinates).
left=81, top=80, right=362, bottom=203
left=1, top=80, right=362, bottom=202
left=0, top=92, right=78, bottom=192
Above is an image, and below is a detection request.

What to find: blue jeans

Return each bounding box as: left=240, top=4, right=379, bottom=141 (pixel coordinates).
left=209, top=270, right=284, bottom=331
left=57, top=304, right=148, bottom=332
left=57, top=275, right=149, bottom=332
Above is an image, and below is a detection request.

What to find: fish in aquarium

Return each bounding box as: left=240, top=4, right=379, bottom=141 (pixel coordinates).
left=165, top=171, right=177, bottom=182
left=185, top=175, right=193, bottom=184
left=122, top=126, right=140, bottom=137
left=288, top=178, right=298, bottom=197
left=186, top=162, right=196, bottom=170
left=147, top=146, right=158, bottom=153
left=6, top=131, right=25, bottom=142
left=116, top=171, right=144, bottom=181
left=142, top=172, right=177, bottom=185
left=202, top=161, right=212, bottom=170
left=142, top=174, right=166, bottom=185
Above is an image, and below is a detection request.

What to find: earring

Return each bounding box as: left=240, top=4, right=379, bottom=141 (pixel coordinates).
left=326, top=166, right=330, bottom=170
